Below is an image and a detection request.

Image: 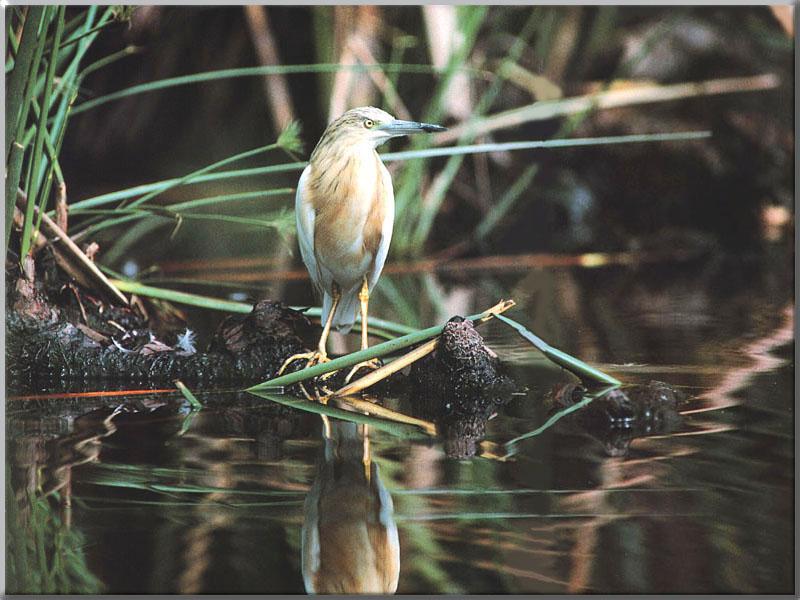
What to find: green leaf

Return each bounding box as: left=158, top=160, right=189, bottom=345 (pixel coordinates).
left=175, top=380, right=203, bottom=410
left=494, top=313, right=621, bottom=386
left=503, top=384, right=620, bottom=456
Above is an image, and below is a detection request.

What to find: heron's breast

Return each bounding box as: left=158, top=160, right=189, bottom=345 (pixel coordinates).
left=309, top=152, right=389, bottom=273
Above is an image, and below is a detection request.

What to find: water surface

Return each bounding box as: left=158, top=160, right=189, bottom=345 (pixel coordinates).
left=6, top=252, right=794, bottom=594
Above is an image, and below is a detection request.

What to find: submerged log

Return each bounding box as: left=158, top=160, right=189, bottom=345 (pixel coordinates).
left=6, top=254, right=520, bottom=459
left=6, top=298, right=314, bottom=390
left=545, top=380, right=686, bottom=456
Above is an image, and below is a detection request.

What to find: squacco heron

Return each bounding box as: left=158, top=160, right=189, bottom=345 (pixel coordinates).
left=282, top=107, right=445, bottom=381
left=301, top=419, right=400, bottom=594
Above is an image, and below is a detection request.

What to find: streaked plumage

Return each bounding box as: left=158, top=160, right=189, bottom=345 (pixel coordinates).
left=297, top=107, right=397, bottom=332
left=281, top=106, right=445, bottom=376
left=301, top=420, right=400, bottom=594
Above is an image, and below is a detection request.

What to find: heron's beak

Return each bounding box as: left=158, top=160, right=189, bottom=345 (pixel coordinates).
left=379, top=119, right=447, bottom=136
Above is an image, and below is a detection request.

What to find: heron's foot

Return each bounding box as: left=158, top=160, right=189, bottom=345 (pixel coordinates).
left=344, top=358, right=383, bottom=384
left=276, top=350, right=330, bottom=377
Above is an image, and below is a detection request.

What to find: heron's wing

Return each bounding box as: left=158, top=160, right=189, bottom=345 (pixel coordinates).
left=368, top=163, right=395, bottom=291
left=296, top=165, right=323, bottom=294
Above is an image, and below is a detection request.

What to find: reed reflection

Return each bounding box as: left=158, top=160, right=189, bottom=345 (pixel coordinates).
left=301, top=418, right=400, bottom=594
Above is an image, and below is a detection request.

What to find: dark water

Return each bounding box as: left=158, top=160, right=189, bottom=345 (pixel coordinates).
left=6, top=250, right=794, bottom=594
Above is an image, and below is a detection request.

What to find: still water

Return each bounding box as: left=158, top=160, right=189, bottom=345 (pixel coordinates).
left=6, top=250, right=794, bottom=594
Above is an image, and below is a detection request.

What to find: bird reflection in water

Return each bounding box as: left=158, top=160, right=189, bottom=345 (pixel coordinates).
left=301, top=417, right=400, bottom=594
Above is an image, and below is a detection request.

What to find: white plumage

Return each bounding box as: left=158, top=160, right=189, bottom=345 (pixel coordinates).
left=278, top=107, right=443, bottom=375
left=295, top=161, right=394, bottom=334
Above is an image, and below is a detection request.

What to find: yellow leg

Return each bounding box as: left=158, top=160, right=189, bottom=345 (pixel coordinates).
left=344, top=277, right=382, bottom=383
left=276, top=285, right=341, bottom=376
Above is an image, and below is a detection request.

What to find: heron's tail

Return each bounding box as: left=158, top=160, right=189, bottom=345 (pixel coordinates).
left=322, top=285, right=359, bottom=334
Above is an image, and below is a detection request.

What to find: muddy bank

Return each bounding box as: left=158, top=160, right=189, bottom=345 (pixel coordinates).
left=6, top=294, right=314, bottom=391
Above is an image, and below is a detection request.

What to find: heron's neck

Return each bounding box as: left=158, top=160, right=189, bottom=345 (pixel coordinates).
left=308, top=140, right=382, bottom=199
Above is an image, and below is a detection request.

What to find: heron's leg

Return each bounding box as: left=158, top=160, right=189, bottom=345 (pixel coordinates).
left=276, top=285, right=341, bottom=376
left=344, top=277, right=382, bottom=383
left=316, top=283, right=341, bottom=359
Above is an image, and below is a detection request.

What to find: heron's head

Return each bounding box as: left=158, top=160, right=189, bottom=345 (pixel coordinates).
left=316, top=107, right=446, bottom=154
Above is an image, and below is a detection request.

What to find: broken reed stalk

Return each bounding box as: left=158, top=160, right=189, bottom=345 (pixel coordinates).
left=494, top=313, right=621, bottom=386
left=333, top=338, right=439, bottom=397
left=250, top=392, right=434, bottom=438
left=331, top=395, right=437, bottom=435
left=247, top=299, right=516, bottom=392
left=16, top=191, right=129, bottom=305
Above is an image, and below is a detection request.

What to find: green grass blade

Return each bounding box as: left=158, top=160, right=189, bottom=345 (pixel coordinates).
left=5, top=6, right=45, bottom=158
left=503, top=384, right=620, bottom=456
left=5, top=143, right=25, bottom=247
left=175, top=380, right=203, bottom=410
left=121, top=142, right=281, bottom=210
left=494, top=313, right=621, bottom=386
left=70, top=188, right=294, bottom=215
left=78, top=44, right=140, bottom=79
left=66, top=163, right=305, bottom=212
left=19, top=7, right=64, bottom=262
left=45, top=7, right=110, bottom=150
left=111, top=279, right=254, bottom=313
left=388, top=131, right=712, bottom=162
left=31, top=98, right=68, bottom=237
left=177, top=212, right=293, bottom=229
left=53, top=19, right=114, bottom=52
left=246, top=300, right=512, bottom=392
left=372, top=276, right=422, bottom=329
left=107, top=279, right=415, bottom=336
left=476, top=164, right=539, bottom=241
left=86, top=210, right=292, bottom=234
left=169, top=188, right=293, bottom=211
left=69, top=63, right=486, bottom=116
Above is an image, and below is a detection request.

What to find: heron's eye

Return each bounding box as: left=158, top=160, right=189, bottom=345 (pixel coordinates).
left=364, top=119, right=374, bottom=129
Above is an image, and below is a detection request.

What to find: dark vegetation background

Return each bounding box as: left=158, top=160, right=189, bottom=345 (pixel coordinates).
left=4, top=6, right=796, bottom=595
left=54, top=6, right=793, bottom=270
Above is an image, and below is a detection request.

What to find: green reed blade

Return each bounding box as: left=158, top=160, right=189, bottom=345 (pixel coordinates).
left=69, top=63, right=487, bottom=116
left=5, top=6, right=45, bottom=158
left=503, top=384, right=620, bottom=456
left=247, top=300, right=512, bottom=392
left=388, top=131, right=712, bottom=162
left=20, top=7, right=65, bottom=262
left=494, top=313, right=621, bottom=386
left=121, top=141, right=281, bottom=210
left=5, top=143, right=25, bottom=246
left=108, top=279, right=416, bottom=337
left=175, top=380, right=203, bottom=410
left=66, top=163, right=305, bottom=212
